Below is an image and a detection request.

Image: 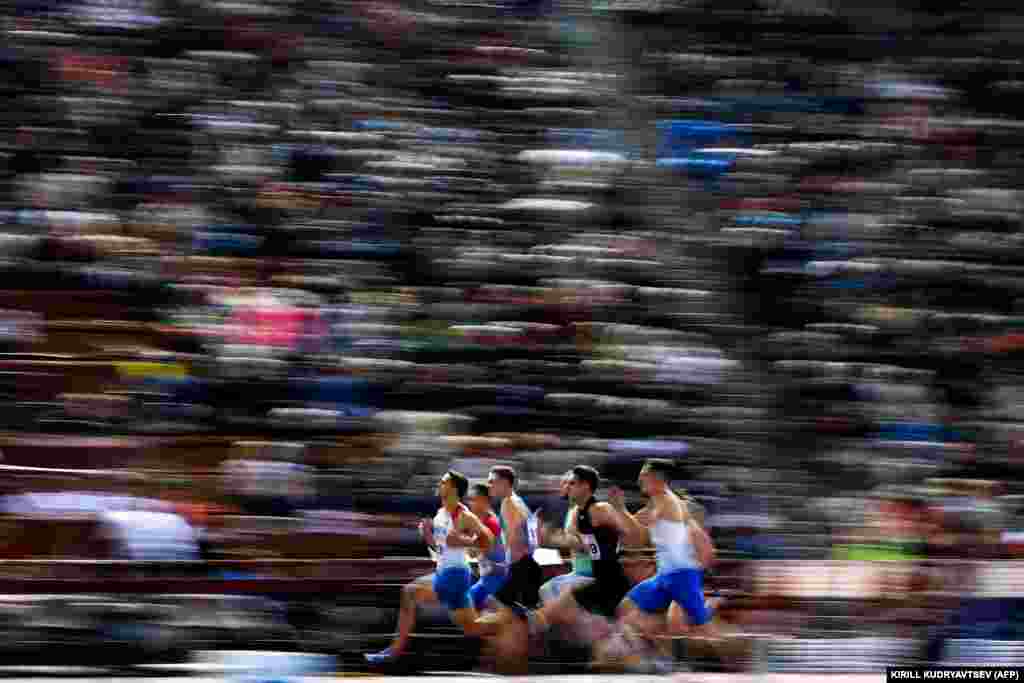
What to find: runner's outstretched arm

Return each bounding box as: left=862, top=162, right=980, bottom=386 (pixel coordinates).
left=607, top=487, right=649, bottom=546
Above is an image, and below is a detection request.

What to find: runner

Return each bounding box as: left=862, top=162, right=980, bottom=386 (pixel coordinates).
left=365, top=470, right=495, bottom=664
left=524, top=465, right=634, bottom=651
left=538, top=470, right=594, bottom=604
left=467, top=483, right=508, bottom=612
left=621, top=490, right=724, bottom=662
left=488, top=465, right=543, bottom=611
left=473, top=465, right=543, bottom=674
left=597, top=459, right=726, bottom=669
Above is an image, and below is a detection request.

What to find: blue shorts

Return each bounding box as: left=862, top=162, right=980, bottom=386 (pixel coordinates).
left=469, top=572, right=508, bottom=611
left=433, top=567, right=473, bottom=612
left=626, top=568, right=710, bottom=625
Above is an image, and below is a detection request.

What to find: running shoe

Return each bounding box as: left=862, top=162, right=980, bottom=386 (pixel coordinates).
left=364, top=648, right=399, bottom=664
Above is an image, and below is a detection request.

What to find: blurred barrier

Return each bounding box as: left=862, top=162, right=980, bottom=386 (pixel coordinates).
left=0, top=558, right=1007, bottom=673
left=942, top=640, right=1024, bottom=667
left=760, top=637, right=919, bottom=673
left=196, top=651, right=337, bottom=676
left=0, top=558, right=1010, bottom=598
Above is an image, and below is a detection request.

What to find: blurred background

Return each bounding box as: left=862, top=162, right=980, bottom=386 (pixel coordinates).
left=0, top=0, right=1021, bottom=675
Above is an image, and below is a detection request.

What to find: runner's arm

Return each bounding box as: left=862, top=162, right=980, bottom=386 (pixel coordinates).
left=419, top=518, right=437, bottom=550
left=592, top=501, right=647, bottom=547
left=543, top=505, right=583, bottom=551
left=689, top=519, right=716, bottom=567
left=607, top=487, right=650, bottom=545
left=497, top=499, right=524, bottom=552
left=449, top=510, right=494, bottom=553
left=469, top=514, right=501, bottom=559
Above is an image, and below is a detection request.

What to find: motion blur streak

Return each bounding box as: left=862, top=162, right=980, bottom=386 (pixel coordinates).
left=0, top=0, right=1020, bottom=675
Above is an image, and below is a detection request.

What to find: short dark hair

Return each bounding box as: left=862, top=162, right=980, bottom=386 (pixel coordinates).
left=641, top=459, right=675, bottom=481
left=490, top=465, right=516, bottom=487
left=447, top=470, right=469, bottom=499
left=470, top=483, right=490, bottom=499
left=571, top=465, right=600, bottom=492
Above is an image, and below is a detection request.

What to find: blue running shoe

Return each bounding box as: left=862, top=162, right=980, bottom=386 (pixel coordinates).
left=364, top=648, right=399, bottom=665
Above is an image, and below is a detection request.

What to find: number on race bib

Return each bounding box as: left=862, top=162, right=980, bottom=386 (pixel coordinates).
left=435, top=524, right=447, bottom=555
left=581, top=533, right=601, bottom=560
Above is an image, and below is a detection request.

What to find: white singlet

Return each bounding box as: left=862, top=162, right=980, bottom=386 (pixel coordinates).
left=433, top=507, right=469, bottom=570
left=651, top=518, right=700, bottom=573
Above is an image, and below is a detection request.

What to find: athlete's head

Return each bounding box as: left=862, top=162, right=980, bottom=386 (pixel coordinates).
left=439, top=469, right=469, bottom=502
left=569, top=464, right=600, bottom=500
left=468, top=483, right=492, bottom=517
left=487, top=465, right=516, bottom=499
left=638, top=459, right=674, bottom=497
left=558, top=470, right=574, bottom=500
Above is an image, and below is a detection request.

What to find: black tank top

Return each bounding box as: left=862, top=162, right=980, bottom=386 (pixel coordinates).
left=576, top=497, right=621, bottom=573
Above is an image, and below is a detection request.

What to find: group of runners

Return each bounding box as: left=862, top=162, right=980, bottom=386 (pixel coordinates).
left=365, top=459, right=731, bottom=673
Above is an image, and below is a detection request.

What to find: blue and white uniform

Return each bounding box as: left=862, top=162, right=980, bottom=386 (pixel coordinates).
left=431, top=506, right=473, bottom=611
left=469, top=511, right=507, bottom=610
left=627, top=515, right=710, bottom=624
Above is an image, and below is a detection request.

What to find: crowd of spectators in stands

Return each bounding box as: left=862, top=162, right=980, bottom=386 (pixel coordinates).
left=0, top=0, right=1021, bottom=671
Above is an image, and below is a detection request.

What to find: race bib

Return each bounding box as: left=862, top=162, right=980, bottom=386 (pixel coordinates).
left=527, top=509, right=541, bottom=549
left=434, top=524, right=447, bottom=555
left=581, top=533, right=601, bottom=560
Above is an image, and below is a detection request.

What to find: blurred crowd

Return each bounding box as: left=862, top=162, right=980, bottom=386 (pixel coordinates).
left=0, top=0, right=1022, bottom=671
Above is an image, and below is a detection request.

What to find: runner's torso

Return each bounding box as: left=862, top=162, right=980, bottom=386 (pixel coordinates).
left=576, top=497, right=621, bottom=575
left=502, top=493, right=537, bottom=563
left=434, top=505, right=470, bottom=569
left=650, top=496, right=698, bottom=572
left=478, top=511, right=507, bottom=575
left=566, top=506, right=593, bottom=576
